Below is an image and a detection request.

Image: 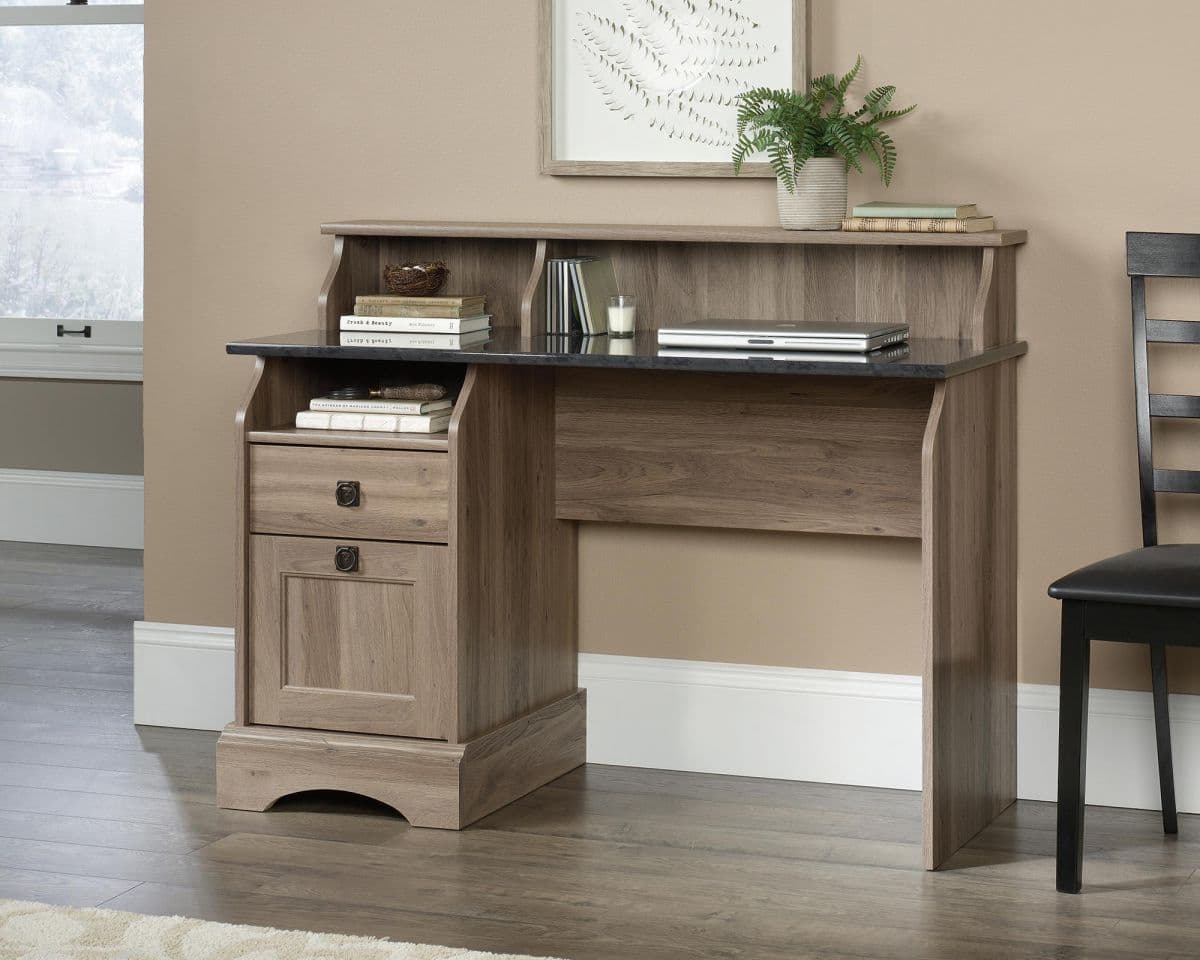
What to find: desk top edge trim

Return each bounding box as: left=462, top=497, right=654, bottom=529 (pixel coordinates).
left=319, top=220, right=1027, bottom=248
left=225, top=334, right=1027, bottom=380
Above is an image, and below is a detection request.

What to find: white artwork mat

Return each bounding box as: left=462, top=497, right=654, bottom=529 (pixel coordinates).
left=552, top=0, right=794, bottom=164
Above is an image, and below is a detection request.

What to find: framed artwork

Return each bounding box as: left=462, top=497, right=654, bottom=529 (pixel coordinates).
left=539, top=0, right=809, bottom=177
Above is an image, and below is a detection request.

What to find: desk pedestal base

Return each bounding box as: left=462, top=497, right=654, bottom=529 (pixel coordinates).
left=216, top=690, right=586, bottom=828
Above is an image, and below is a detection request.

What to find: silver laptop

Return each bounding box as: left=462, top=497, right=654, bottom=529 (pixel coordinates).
left=656, top=319, right=909, bottom=353
left=658, top=344, right=911, bottom=364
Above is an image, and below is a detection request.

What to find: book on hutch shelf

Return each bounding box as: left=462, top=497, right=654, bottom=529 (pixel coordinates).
left=308, top=395, right=453, bottom=415
left=356, top=294, right=485, bottom=306
left=339, top=330, right=491, bottom=350
left=353, top=294, right=486, bottom=319
left=295, top=410, right=453, bottom=434
left=841, top=216, right=996, bottom=233
left=851, top=201, right=978, bottom=219
left=354, top=304, right=487, bottom=319
left=341, top=314, right=492, bottom=334
left=544, top=256, right=618, bottom=336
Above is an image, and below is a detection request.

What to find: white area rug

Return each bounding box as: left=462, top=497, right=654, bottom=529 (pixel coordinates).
left=0, top=900, right=564, bottom=960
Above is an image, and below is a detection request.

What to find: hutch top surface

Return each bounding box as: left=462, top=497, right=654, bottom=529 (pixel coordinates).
left=320, top=219, right=1028, bottom=247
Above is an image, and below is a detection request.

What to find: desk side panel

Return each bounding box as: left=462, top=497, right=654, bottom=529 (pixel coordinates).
left=234, top=357, right=342, bottom=725
left=450, top=364, right=579, bottom=742
left=555, top=370, right=933, bottom=537
left=921, top=361, right=1018, bottom=869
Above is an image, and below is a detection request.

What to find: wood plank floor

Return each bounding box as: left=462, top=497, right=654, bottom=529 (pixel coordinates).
left=1, top=545, right=1199, bottom=959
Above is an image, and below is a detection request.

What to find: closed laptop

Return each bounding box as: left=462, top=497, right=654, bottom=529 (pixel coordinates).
left=656, top=319, right=909, bottom=352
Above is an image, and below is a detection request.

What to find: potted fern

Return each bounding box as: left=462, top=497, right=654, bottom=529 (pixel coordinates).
left=732, top=57, right=915, bottom=230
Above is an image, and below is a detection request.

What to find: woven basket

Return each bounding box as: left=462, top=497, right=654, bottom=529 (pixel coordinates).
left=383, top=260, right=449, bottom=296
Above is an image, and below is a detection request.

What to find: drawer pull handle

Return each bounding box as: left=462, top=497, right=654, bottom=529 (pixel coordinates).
left=334, top=545, right=359, bottom=573
left=335, top=481, right=360, bottom=507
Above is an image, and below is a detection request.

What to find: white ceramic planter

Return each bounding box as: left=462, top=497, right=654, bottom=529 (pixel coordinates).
left=776, top=157, right=848, bottom=230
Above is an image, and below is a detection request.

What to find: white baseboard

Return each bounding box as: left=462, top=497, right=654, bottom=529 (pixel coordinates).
left=130, top=625, right=1200, bottom=813
left=134, top=622, right=234, bottom=730
left=0, top=469, right=143, bottom=549
left=580, top=654, right=924, bottom=789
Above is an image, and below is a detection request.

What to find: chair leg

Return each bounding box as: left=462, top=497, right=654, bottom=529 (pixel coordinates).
left=1150, top=640, right=1179, bottom=835
left=1057, top=600, right=1090, bottom=894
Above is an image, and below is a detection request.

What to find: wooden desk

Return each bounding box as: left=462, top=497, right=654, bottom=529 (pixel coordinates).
left=221, top=220, right=1026, bottom=870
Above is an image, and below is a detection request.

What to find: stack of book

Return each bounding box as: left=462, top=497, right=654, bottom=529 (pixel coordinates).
left=295, top=392, right=453, bottom=434
left=841, top=202, right=995, bottom=234
left=340, top=294, right=492, bottom=349
left=545, top=257, right=619, bottom=336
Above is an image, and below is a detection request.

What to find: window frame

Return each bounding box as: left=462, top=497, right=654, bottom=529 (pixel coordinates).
left=0, top=1, right=145, bottom=381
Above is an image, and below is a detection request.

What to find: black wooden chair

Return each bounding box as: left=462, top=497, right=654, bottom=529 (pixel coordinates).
left=1049, top=231, right=1200, bottom=894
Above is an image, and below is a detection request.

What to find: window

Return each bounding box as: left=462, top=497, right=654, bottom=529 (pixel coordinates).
left=0, top=1, right=143, bottom=380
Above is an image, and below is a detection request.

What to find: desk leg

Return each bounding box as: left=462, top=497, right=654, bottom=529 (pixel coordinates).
left=920, top=362, right=1017, bottom=870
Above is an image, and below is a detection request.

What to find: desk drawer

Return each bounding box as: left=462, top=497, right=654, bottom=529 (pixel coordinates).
left=249, top=444, right=449, bottom=543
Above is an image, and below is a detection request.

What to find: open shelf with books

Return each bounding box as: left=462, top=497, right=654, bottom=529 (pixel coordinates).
left=316, top=220, right=1023, bottom=348
left=237, top=357, right=468, bottom=438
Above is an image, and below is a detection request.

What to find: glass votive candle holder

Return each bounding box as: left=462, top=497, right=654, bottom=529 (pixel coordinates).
left=607, top=295, right=637, bottom=338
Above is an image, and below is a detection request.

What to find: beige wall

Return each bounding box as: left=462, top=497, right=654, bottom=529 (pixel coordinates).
left=0, top=380, right=142, bottom=475
left=145, top=0, right=1200, bottom=691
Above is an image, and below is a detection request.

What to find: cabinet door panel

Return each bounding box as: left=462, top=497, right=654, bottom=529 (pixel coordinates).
left=250, top=535, right=452, bottom=739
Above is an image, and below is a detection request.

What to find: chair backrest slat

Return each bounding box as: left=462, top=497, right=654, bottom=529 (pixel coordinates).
left=1127, top=232, right=1200, bottom=547
left=1153, top=468, right=1200, bottom=494
left=1149, top=393, right=1200, bottom=418
left=1128, top=231, right=1200, bottom=277
left=1146, top=319, right=1200, bottom=343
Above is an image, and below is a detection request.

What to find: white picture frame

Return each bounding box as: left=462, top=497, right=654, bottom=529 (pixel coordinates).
left=539, top=0, right=809, bottom=177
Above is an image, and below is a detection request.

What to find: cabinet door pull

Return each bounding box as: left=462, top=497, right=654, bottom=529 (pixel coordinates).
left=334, top=545, right=359, bottom=573
left=335, top=480, right=360, bottom=507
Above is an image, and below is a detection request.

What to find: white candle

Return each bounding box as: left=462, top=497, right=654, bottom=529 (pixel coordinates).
left=607, top=295, right=637, bottom=337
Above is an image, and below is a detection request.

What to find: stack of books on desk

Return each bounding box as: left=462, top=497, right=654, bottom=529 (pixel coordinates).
left=340, top=294, right=492, bottom=349
left=295, top=393, right=453, bottom=434
left=841, top=202, right=995, bottom=233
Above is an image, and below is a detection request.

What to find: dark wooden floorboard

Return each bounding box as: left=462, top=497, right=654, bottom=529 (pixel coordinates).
left=0, top=542, right=1197, bottom=959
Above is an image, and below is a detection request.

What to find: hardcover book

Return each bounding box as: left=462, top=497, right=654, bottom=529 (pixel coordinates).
left=341, top=314, right=492, bottom=334
left=295, top=410, right=453, bottom=433
left=841, top=216, right=996, bottom=234
left=355, top=294, right=485, bottom=307
left=308, top=396, right=453, bottom=415
left=851, top=202, right=979, bottom=219
left=572, top=258, right=619, bottom=335
left=339, top=330, right=491, bottom=350
left=353, top=303, right=486, bottom=319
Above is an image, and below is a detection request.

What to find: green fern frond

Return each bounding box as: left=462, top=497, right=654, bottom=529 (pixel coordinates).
left=869, top=106, right=917, bottom=123
left=768, top=141, right=795, bottom=190
left=863, top=84, right=895, bottom=113
left=731, top=56, right=914, bottom=188
left=876, top=130, right=897, bottom=184
left=835, top=55, right=863, bottom=98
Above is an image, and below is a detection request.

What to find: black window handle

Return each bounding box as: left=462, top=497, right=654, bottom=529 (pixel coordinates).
left=56, top=324, right=92, bottom=338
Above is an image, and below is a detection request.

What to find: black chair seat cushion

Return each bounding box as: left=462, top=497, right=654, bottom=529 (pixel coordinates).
left=1049, top=543, right=1200, bottom=607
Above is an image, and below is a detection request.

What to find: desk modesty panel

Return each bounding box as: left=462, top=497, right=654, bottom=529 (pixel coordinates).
left=221, top=219, right=1025, bottom=872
